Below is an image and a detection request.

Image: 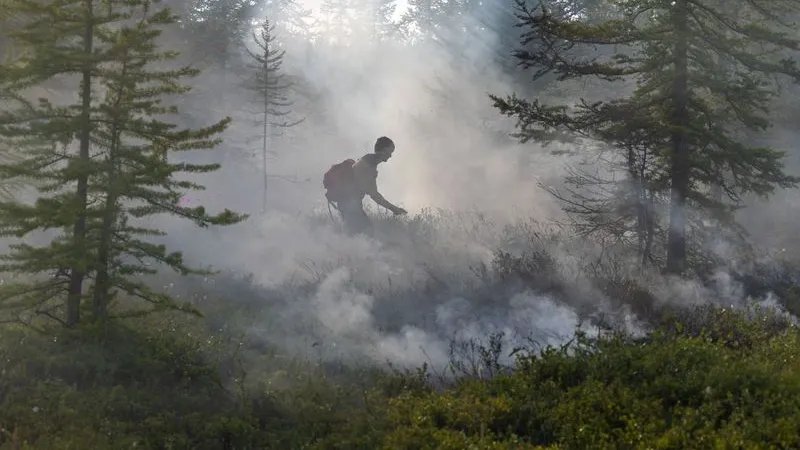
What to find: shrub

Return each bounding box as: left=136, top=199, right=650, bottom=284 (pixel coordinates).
left=315, top=310, right=800, bottom=449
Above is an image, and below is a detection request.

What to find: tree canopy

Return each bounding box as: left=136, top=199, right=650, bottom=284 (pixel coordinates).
left=493, top=0, right=800, bottom=273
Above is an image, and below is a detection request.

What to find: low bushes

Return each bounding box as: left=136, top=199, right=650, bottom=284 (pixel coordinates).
left=315, top=308, right=800, bottom=449
left=0, top=303, right=797, bottom=449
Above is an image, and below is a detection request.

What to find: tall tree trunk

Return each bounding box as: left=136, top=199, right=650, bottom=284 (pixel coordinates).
left=709, top=0, right=739, bottom=224
left=665, top=0, right=690, bottom=274
left=262, top=110, right=269, bottom=212
left=628, top=145, right=647, bottom=261
left=644, top=191, right=656, bottom=267
left=268, top=44, right=270, bottom=212
left=92, top=121, right=123, bottom=323
left=710, top=0, right=726, bottom=210
left=629, top=145, right=654, bottom=269
left=66, top=0, right=94, bottom=326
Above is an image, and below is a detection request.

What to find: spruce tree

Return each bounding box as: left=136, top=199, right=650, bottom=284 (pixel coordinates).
left=0, top=0, right=246, bottom=326
left=89, top=0, right=247, bottom=322
left=492, top=0, right=800, bottom=274
left=0, top=0, right=120, bottom=325
left=245, top=18, right=302, bottom=212
left=184, top=0, right=256, bottom=70
left=0, top=0, right=25, bottom=202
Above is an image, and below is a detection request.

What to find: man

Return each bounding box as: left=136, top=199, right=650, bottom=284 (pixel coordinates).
left=332, top=136, right=407, bottom=235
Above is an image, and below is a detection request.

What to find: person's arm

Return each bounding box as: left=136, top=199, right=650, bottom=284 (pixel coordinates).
left=354, top=161, right=405, bottom=214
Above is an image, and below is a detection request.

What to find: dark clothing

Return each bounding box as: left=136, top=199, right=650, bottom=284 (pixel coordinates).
left=357, top=153, right=380, bottom=170
left=334, top=153, right=378, bottom=236
left=336, top=197, right=372, bottom=236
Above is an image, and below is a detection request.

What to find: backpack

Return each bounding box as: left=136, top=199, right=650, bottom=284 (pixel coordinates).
left=323, top=158, right=357, bottom=203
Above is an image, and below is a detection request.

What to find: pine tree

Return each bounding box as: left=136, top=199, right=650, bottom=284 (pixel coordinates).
left=492, top=0, right=800, bottom=274
left=183, top=0, right=257, bottom=71
left=245, top=18, right=302, bottom=212
left=0, top=0, right=26, bottom=202
left=89, top=0, right=247, bottom=321
left=0, top=0, right=123, bottom=325
left=0, top=0, right=246, bottom=326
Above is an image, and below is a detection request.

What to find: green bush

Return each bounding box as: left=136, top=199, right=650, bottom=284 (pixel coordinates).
left=0, top=322, right=260, bottom=449
left=316, top=309, right=800, bottom=449
left=1, top=305, right=799, bottom=449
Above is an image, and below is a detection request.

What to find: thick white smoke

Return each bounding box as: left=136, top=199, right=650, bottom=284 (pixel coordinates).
left=126, top=0, right=800, bottom=370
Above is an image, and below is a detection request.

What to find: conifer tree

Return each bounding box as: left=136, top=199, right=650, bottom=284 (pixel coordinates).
left=0, top=0, right=246, bottom=326
left=245, top=18, right=302, bottom=212
left=89, top=0, right=247, bottom=321
left=0, top=0, right=119, bottom=325
left=0, top=0, right=26, bottom=202
left=184, top=0, right=256, bottom=70
left=492, top=0, right=800, bottom=274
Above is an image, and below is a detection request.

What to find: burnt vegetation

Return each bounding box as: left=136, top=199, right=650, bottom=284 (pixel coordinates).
left=1, top=0, right=800, bottom=448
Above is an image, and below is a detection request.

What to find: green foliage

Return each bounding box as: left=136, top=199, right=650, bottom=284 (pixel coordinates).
left=245, top=18, right=301, bottom=129
left=182, top=0, right=257, bottom=69
left=1, top=1, right=799, bottom=448
left=1, top=294, right=799, bottom=450
left=317, top=308, right=800, bottom=449
left=0, top=0, right=247, bottom=326
left=0, top=0, right=60, bottom=201
left=0, top=320, right=249, bottom=449
left=492, top=0, right=800, bottom=273
left=0, top=0, right=125, bottom=326
left=85, top=0, right=248, bottom=318
left=245, top=17, right=302, bottom=211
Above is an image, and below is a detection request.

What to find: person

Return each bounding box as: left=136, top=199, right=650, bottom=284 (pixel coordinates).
left=333, top=136, right=407, bottom=235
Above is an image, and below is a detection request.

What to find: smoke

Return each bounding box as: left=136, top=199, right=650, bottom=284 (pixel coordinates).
left=144, top=0, right=800, bottom=371
left=237, top=262, right=609, bottom=372
left=302, top=267, right=598, bottom=369
left=5, top=0, right=797, bottom=373
left=168, top=0, right=573, bottom=219
left=734, top=126, right=800, bottom=253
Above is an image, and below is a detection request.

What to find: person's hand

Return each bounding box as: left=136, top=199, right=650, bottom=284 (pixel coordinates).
left=393, top=206, right=407, bottom=216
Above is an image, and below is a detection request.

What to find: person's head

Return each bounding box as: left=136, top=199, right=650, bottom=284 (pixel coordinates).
left=374, top=136, right=395, bottom=163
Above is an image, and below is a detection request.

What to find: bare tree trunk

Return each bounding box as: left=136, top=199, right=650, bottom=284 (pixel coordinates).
left=666, top=0, right=690, bottom=275
left=709, top=0, right=740, bottom=223
left=262, top=114, right=268, bottom=212
left=643, top=191, right=656, bottom=267
left=628, top=146, right=647, bottom=261
left=92, top=119, right=123, bottom=323
left=260, top=22, right=272, bottom=213
left=66, top=0, right=94, bottom=326
left=628, top=145, right=654, bottom=269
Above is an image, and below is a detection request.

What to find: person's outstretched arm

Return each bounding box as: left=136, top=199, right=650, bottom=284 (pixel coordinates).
left=354, top=161, right=406, bottom=215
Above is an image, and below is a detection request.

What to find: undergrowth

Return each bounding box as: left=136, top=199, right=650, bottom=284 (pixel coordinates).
left=0, top=305, right=798, bottom=449
left=1, top=213, right=799, bottom=449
